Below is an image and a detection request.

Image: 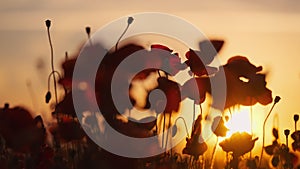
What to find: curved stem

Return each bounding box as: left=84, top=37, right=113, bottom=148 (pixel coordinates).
left=115, top=23, right=130, bottom=51
left=174, top=117, right=190, bottom=138
left=47, top=27, right=58, bottom=105
left=47, top=70, right=62, bottom=91
left=259, top=102, right=276, bottom=167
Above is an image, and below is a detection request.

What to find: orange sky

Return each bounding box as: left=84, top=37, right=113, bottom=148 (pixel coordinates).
left=0, top=0, right=300, bottom=158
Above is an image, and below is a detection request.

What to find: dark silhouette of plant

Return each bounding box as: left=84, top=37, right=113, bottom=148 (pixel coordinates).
left=0, top=104, right=46, bottom=154
left=210, top=116, right=228, bottom=168
left=182, top=115, right=207, bottom=160
left=219, top=132, right=258, bottom=169
left=259, top=95, right=281, bottom=167
left=184, top=40, right=224, bottom=76
left=264, top=120, right=299, bottom=168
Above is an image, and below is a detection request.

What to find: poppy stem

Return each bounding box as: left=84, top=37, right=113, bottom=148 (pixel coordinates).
left=250, top=104, right=253, bottom=158
left=259, top=96, right=280, bottom=168
left=210, top=137, right=218, bottom=169
left=46, top=25, right=58, bottom=106
left=115, top=17, right=133, bottom=51
left=164, top=112, right=172, bottom=155
left=174, top=117, right=190, bottom=138
left=162, top=111, right=166, bottom=149
left=47, top=71, right=62, bottom=92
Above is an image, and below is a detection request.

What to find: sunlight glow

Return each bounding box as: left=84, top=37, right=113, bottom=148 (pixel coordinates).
left=225, top=107, right=252, bottom=137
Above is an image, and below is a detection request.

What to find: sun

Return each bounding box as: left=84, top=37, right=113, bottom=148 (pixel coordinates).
left=225, top=107, right=252, bottom=137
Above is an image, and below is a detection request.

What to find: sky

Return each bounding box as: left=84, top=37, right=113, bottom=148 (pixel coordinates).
left=0, top=0, right=300, bottom=157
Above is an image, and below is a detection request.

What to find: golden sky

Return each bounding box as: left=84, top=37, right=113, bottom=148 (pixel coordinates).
left=0, top=0, right=300, bottom=157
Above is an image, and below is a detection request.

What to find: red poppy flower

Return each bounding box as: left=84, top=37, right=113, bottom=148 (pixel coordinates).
left=0, top=105, right=45, bottom=153
left=182, top=115, right=207, bottom=159
left=149, top=44, right=186, bottom=75
left=181, top=77, right=210, bottom=104
left=211, top=56, right=273, bottom=109
left=184, top=40, right=224, bottom=77
left=49, top=116, right=85, bottom=143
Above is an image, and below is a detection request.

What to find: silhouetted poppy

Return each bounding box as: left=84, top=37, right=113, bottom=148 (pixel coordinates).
left=182, top=115, right=207, bottom=159
left=148, top=44, right=186, bottom=75
left=0, top=106, right=45, bottom=153
left=219, top=132, right=258, bottom=157
left=212, top=56, right=272, bottom=109
left=182, top=135, right=207, bottom=160
left=184, top=40, right=224, bottom=76
left=45, top=91, right=51, bottom=103
left=268, top=144, right=298, bottom=168
left=49, top=116, right=85, bottom=143
left=59, top=58, right=76, bottom=89
left=181, top=77, right=210, bottom=104
left=291, top=131, right=300, bottom=151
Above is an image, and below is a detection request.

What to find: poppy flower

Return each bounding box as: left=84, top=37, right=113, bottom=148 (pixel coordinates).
left=291, top=131, right=300, bottom=151
left=129, top=68, right=181, bottom=114
left=268, top=144, right=298, bottom=168
left=211, top=116, right=228, bottom=137
left=182, top=56, right=272, bottom=109
left=0, top=105, right=45, bottom=153
left=184, top=40, right=224, bottom=77
left=219, top=132, right=258, bottom=157
left=212, top=56, right=272, bottom=109
left=182, top=114, right=207, bottom=159
left=181, top=77, right=210, bottom=104
left=56, top=88, right=97, bottom=119
left=49, top=116, right=85, bottom=143
left=59, top=58, right=76, bottom=89
left=149, top=44, right=186, bottom=76
left=182, top=135, right=208, bottom=160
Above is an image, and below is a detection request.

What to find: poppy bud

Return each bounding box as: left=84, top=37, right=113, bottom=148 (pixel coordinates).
left=274, top=96, right=281, bottom=104
left=85, top=26, right=91, bottom=36
left=4, top=103, right=9, bottom=109
left=127, top=17, right=134, bottom=25
left=271, top=156, right=280, bottom=167
left=45, top=91, right=52, bottom=103
left=284, top=129, right=290, bottom=136
left=45, top=20, right=51, bottom=28
left=294, top=114, right=299, bottom=122
left=272, top=128, right=279, bottom=139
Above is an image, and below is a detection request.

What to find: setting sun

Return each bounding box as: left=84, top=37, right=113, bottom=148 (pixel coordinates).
left=225, top=107, right=252, bottom=138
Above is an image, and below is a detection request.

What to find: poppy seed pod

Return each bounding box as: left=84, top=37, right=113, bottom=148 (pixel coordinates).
left=45, top=91, right=52, bottom=103
left=45, top=20, right=51, bottom=28
left=284, top=129, right=290, bottom=137
left=4, top=103, right=9, bottom=109
left=294, top=114, right=299, bottom=122
left=274, top=96, right=281, bottom=104
left=127, top=16, right=134, bottom=25
left=85, top=26, right=91, bottom=35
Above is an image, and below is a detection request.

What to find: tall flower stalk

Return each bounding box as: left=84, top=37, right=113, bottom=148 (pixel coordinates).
left=45, top=19, right=58, bottom=106
left=294, top=114, right=299, bottom=131
left=115, top=17, right=134, bottom=51
left=259, top=96, right=281, bottom=167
